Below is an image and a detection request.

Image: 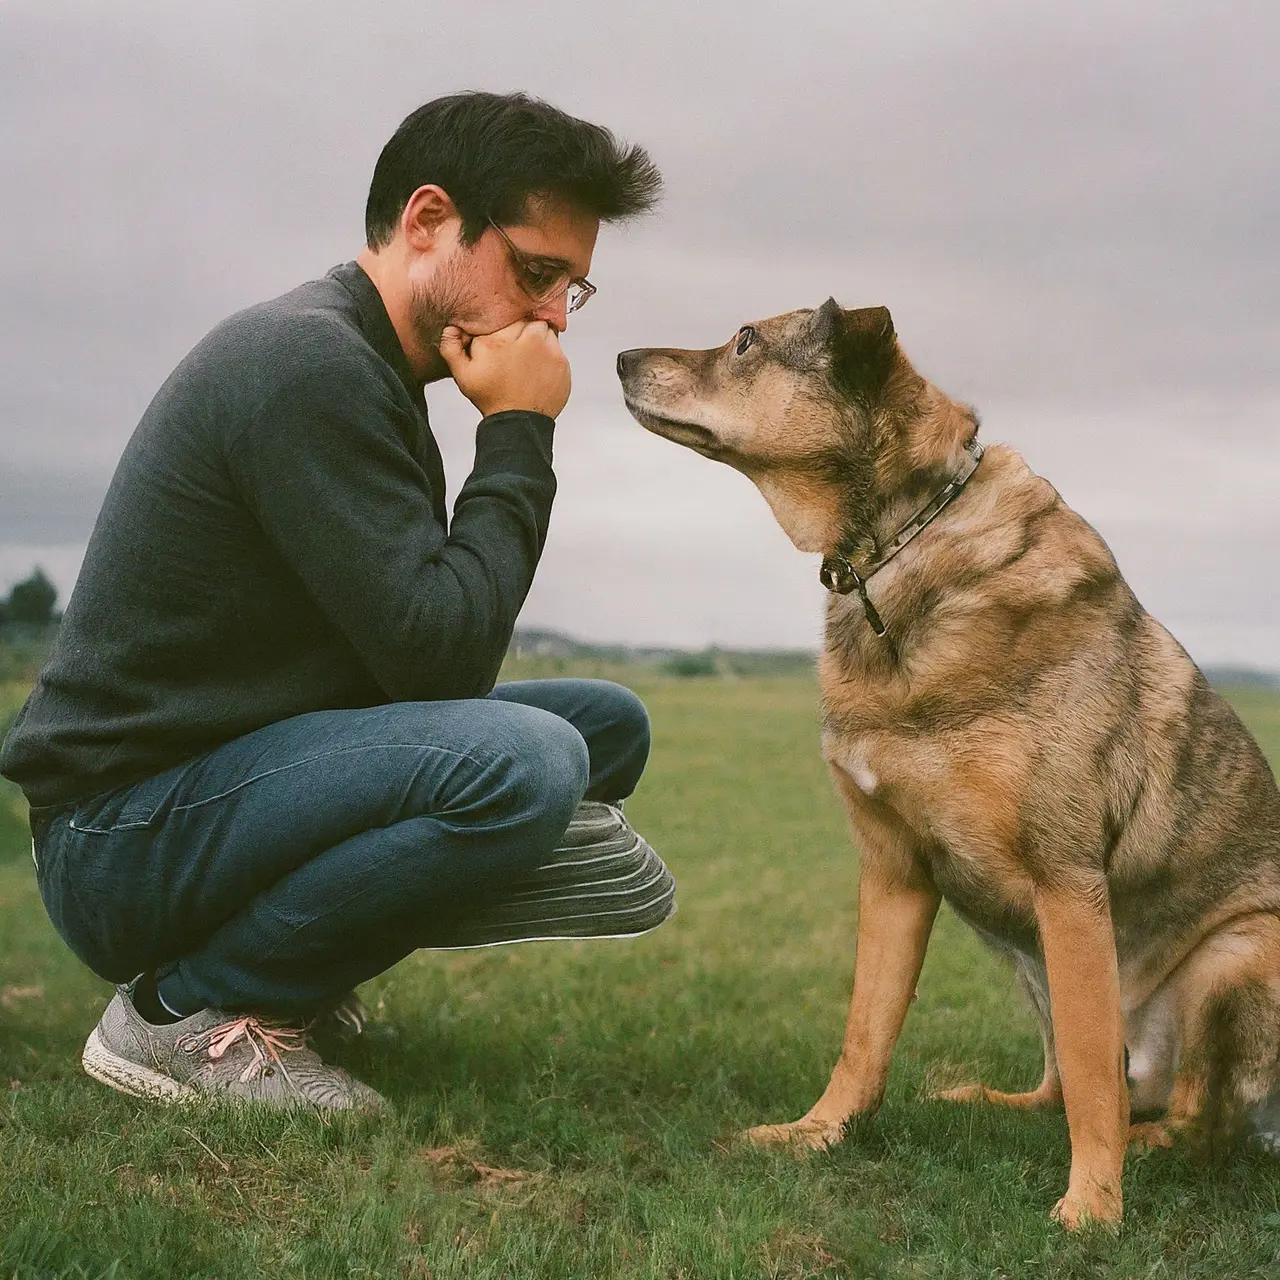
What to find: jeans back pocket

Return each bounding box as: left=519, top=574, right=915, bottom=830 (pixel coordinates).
left=67, top=765, right=187, bottom=834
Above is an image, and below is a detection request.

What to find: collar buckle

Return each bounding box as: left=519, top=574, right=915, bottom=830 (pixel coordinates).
left=820, top=556, right=888, bottom=637
left=819, top=555, right=858, bottom=595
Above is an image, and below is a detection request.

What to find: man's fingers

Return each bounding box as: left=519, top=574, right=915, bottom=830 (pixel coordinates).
left=438, top=326, right=467, bottom=367
left=472, top=319, right=548, bottom=353
left=498, top=317, right=535, bottom=339
left=442, top=315, right=570, bottom=418
left=513, top=321, right=561, bottom=355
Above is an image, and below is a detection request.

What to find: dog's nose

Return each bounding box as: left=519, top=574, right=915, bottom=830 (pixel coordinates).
left=616, top=349, right=639, bottom=380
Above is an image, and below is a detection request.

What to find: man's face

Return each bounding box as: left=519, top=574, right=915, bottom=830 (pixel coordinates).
left=406, top=196, right=599, bottom=349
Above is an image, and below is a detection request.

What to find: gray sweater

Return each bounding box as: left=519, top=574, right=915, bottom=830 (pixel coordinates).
left=1, top=262, right=556, bottom=810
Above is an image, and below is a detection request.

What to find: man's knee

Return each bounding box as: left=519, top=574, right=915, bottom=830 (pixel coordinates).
left=593, top=679, right=652, bottom=758
left=472, top=701, right=590, bottom=836
left=575, top=679, right=651, bottom=800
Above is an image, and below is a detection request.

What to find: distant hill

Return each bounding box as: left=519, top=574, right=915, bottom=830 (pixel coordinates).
left=1202, top=666, right=1280, bottom=690
left=508, top=628, right=654, bottom=662
left=510, top=629, right=1280, bottom=687
left=508, top=628, right=817, bottom=677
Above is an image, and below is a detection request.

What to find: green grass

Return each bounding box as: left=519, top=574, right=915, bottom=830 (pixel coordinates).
left=2, top=669, right=1279, bottom=1278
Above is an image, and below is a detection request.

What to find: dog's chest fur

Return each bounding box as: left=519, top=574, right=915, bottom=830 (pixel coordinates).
left=813, top=457, right=1125, bottom=951
left=822, top=720, right=1041, bottom=950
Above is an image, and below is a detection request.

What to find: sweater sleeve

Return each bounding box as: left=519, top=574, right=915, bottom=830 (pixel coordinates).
left=226, top=354, right=556, bottom=701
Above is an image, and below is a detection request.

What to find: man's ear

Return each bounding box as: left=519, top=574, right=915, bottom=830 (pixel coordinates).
left=829, top=304, right=897, bottom=403
left=401, top=184, right=460, bottom=252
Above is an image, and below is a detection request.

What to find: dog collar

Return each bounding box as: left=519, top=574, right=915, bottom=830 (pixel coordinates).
left=820, top=437, right=985, bottom=637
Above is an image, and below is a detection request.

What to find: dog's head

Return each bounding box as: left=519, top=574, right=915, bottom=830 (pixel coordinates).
left=618, top=300, right=972, bottom=555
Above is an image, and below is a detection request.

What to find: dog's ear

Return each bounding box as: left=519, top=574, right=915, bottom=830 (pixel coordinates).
left=828, top=304, right=897, bottom=403
left=810, top=297, right=843, bottom=344
left=791, top=297, right=844, bottom=367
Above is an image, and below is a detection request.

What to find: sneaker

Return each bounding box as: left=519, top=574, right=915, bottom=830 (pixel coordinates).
left=81, top=984, right=385, bottom=1110
left=428, top=800, right=677, bottom=949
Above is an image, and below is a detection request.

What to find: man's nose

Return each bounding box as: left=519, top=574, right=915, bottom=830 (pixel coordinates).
left=532, top=294, right=568, bottom=333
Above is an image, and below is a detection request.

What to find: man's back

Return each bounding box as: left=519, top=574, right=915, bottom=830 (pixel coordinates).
left=1, top=262, right=556, bottom=808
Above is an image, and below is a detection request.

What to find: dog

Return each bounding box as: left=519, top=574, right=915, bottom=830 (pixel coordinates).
left=616, top=300, right=1280, bottom=1229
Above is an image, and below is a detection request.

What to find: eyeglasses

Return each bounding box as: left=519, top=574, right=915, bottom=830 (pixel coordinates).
left=487, top=217, right=597, bottom=315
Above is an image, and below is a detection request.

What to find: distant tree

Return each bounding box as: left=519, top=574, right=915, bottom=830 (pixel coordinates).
left=6, top=568, right=58, bottom=625
left=662, top=649, right=720, bottom=678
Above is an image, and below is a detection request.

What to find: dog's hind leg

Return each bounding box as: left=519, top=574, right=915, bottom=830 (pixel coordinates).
left=936, top=958, right=1062, bottom=1109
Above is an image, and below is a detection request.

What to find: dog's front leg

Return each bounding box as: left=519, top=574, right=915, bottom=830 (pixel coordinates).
left=1034, top=882, right=1128, bottom=1230
left=744, top=865, right=940, bottom=1151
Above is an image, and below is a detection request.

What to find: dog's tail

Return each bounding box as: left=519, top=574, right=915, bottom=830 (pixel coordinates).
left=1197, top=979, right=1280, bottom=1158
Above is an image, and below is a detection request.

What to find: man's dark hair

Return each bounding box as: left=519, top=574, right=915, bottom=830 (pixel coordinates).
left=365, top=91, right=663, bottom=248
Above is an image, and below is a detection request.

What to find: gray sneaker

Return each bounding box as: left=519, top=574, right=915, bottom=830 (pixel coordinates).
left=82, top=985, right=385, bottom=1111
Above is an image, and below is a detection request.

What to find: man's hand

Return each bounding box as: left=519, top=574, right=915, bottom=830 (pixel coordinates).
left=440, top=320, right=572, bottom=420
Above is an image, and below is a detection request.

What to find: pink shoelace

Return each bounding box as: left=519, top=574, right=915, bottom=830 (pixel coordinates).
left=180, top=1016, right=309, bottom=1083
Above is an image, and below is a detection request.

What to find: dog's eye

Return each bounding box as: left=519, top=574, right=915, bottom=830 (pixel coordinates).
left=734, top=325, right=756, bottom=356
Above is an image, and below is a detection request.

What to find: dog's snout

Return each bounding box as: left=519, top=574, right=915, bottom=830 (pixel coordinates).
left=617, top=349, right=641, bottom=380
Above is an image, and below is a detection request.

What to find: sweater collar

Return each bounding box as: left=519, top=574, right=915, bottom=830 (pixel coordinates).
left=327, top=261, right=425, bottom=404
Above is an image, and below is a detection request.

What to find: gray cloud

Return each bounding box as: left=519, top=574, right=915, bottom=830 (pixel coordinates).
left=1, top=0, right=1277, bottom=663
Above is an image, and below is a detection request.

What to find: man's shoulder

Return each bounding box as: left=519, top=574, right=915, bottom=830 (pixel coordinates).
left=200, top=270, right=385, bottom=389
left=134, top=265, right=415, bottom=457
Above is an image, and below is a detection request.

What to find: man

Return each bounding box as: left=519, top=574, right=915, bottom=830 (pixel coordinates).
left=0, top=92, right=672, bottom=1110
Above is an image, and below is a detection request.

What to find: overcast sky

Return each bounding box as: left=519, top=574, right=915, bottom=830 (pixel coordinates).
left=1, top=1, right=1277, bottom=665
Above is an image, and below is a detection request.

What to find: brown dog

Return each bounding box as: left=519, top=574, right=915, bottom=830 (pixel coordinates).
left=617, top=301, right=1280, bottom=1229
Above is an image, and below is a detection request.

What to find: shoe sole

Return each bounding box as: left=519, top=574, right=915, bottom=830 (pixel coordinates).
left=82, top=1027, right=195, bottom=1103
left=83, top=1027, right=387, bottom=1112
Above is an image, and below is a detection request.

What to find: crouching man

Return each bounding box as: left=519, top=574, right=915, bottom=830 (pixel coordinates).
left=0, top=92, right=673, bottom=1110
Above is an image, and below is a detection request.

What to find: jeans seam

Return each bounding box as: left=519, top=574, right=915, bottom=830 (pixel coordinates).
left=67, top=818, right=151, bottom=835
left=174, top=743, right=497, bottom=817
left=65, top=744, right=494, bottom=832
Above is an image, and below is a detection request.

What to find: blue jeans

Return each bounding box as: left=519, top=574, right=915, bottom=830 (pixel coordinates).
left=30, top=679, right=650, bottom=1016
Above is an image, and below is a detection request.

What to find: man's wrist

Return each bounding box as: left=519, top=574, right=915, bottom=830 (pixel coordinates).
left=473, top=410, right=556, bottom=474
left=477, top=407, right=558, bottom=426
left=474, top=401, right=560, bottom=419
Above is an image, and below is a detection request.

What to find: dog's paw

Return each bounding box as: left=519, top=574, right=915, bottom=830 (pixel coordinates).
left=740, top=1118, right=844, bottom=1153
left=1050, top=1188, right=1123, bottom=1232
left=1127, top=1121, right=1174, bottom=1151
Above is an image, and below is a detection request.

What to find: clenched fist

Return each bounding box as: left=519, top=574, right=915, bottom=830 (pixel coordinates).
left=440, top=320, right=572, bottom=420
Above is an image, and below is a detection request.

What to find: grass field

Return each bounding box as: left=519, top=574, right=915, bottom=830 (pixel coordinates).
left=3, top=666, right=1280, bottom=1279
